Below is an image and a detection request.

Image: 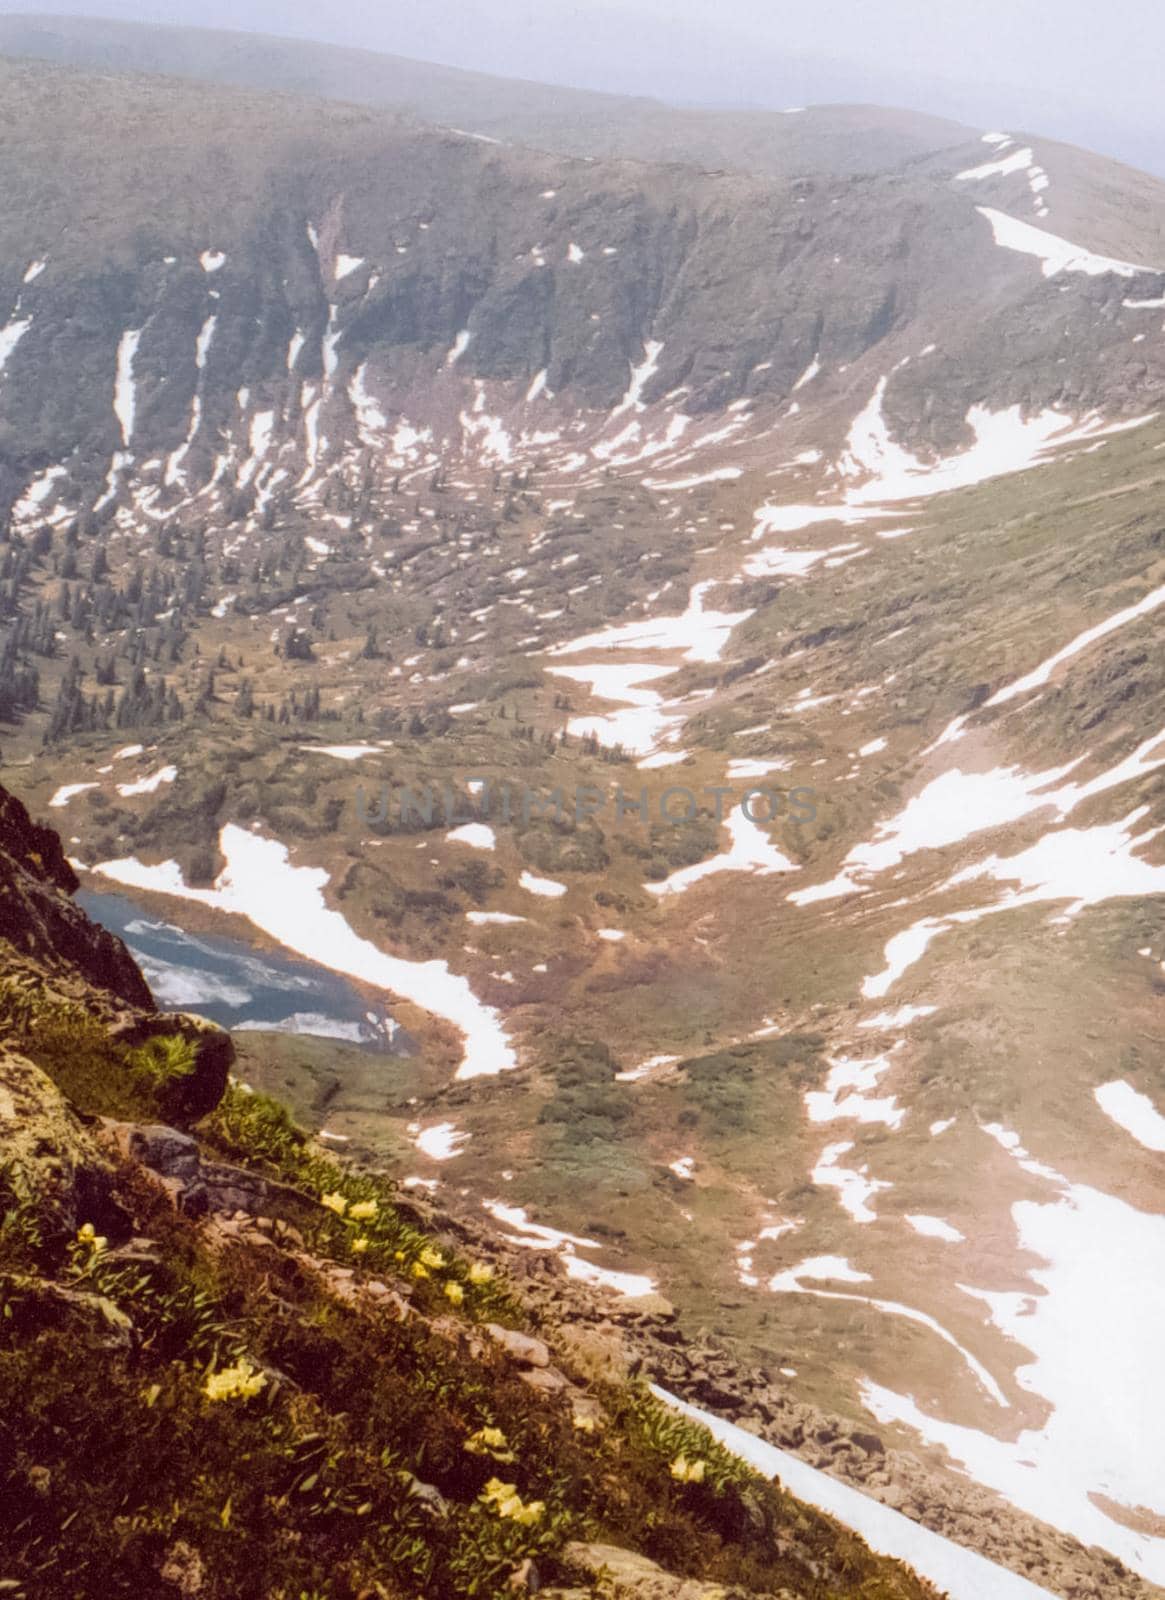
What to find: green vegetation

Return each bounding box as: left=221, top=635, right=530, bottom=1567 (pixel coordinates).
left=126, top=1033, right=198, bottom=1091
left=681, top=1037, right=825, bottom=1133
left=1, top=984, right=193, bottom=1125
left=0, top=1062, right=935, bottom=1600
left=537, top=1038, right=631, bottom=1144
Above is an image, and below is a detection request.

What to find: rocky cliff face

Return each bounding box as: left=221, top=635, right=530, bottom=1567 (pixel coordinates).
left=0, top=782, right=153, bottom=1008
left=2, top=57, right=1164, bottom=537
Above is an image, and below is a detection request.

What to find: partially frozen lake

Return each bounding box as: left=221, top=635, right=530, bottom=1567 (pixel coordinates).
left=79, top=888, right=407, bottom=1051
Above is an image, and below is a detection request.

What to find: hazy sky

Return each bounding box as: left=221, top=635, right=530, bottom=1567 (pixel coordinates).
left=5, top=0, right=1164, bottom=173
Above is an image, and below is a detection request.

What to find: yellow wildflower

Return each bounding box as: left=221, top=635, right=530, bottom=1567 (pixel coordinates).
left=411, top=1262, right=429, bottom=1280
left=76, top=1222, right=107, bottom=1254
left=467, top=1261, right=494, bottom=1286
left=350, top=1235, right=370, bottom=1255
left=444, top=1281, right=465, bottom=1307
left=349, top=1199, right=379, bottom=1223
left=419, top=1246, right=445, bottom=1270
left=480, top=1478, right=544, bottom=1525
left=669, top=1455, right=706, bottom=1484
left=203, top=1359, right=267, bottom=1403
left=320, top=1192, right=348, bottom=1217
left=464, top=1426, right=515, bottom=1462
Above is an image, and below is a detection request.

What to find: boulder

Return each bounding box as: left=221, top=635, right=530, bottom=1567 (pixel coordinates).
left=106, top=1012, right=234, bottom=1123
left=518, top=1365, right=569, bottom=1394
left=555, top=1322, right=630, bottom=1385
left=485, top=1323, right=552, bottom=1367
left=0, top=1046, right=117, bottom=1233
left=107, top=1123, right=201, bottom=1179
left=558, top=1542, right=767, bottom=1600
left=852, top=1430, right=886, bottom=1457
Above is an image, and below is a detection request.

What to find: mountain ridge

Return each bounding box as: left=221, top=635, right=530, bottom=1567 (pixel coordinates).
left=0, top=12, right=979, bottom=183
left=2, top=54, right=1165, bottom=541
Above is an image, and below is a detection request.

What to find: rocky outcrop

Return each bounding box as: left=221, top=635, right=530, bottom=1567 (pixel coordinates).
left=549, top=1541, right=790, bottom=1600
left=0, top=783, right=154, bottom=1009
left=97, top=1117, right=306, bottom=1219
left=0, top=783, right=239, bottom=1125
left=0, top=1046, right=118, bottom=1232
left=105, top=1012, right=234, bottom=1124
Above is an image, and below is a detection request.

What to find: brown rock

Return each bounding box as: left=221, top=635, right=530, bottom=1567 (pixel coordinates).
left=485, top=1323, right=552, bottom=1367
left=0, top=784, right=154, bottom=1009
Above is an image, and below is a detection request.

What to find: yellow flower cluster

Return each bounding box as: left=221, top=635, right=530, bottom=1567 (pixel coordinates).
left=669, top=1455, right=707, bottom=1484
left=203, top=1358, right=267, bottom=1403
left=322, top=1191, right=380, bottom=1226
left=76, top=1222, right=107, bottom=1254
left=319, top=1190, right=493, bottom=1307
left=464, top=1426, right=515, bottom=1463
left=479, top=1477, right=544, bottom=1525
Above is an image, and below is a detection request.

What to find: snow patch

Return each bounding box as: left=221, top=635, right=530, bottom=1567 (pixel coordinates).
left=0, top=318, right=32, bottom=375
left=1093, top=1080, right=1165, bottom=1152
left=113, top=330, right=142, bottom=446
left=611, top=340, right=664, bottom=420
left=415, top=1123, right=469, bottom=1161
left=652, top=1389, right=1059, bottom=1600
left=445, top=329, right=472, bottom=368
left=49, top=783, right=98, bottom=808
left=116, top=765, right=177, bottom=798
left=977, top=207, right=1156, bottom=278
left=906, top=1214, right=965, bottom=1243
left=519, top=870, right=567, bottom=898
left=647, top=806, right=797, bottom=897
left=447, top=823, right=496, bottom=851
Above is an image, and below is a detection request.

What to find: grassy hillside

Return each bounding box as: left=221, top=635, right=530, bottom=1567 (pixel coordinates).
left=0, top=882, right=940, bottom=1598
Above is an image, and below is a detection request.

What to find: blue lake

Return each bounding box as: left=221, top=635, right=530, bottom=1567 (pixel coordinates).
left=78, top=889, right=406, bottom=1052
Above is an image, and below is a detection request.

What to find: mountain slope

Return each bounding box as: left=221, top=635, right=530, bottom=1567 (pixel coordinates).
left=1, top=56, right=1164, bottom=536
left=2, top=41, right=1165, bottom=1600
left=0, top=778, right=957, bottom=1600
left=9, top=14, right=1165, bottom=268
